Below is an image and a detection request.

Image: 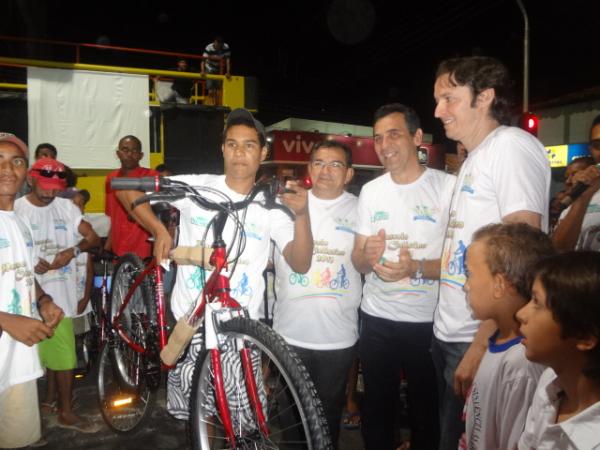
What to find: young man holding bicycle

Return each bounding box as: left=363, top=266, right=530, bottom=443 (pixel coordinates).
left=272, top=140, right=361, bottom=445
left=116, top=108, right=313, bottom=420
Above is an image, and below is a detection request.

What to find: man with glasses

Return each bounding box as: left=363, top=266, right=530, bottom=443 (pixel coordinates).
left=15, top=157, right=100, bottom=434
left=105, top=135, right=158, bottom=258
left=272, top=140, right=361, bottom=446
left=553, top=114, right=600, bottom=251
left=351, top=104, right=456, bottom=450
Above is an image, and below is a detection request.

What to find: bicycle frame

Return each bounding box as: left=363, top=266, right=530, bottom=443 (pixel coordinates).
left=112, top=259, right=173, bottom=370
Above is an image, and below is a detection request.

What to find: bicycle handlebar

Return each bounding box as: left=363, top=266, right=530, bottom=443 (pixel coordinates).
left=110, top=175, right=295, bottom=220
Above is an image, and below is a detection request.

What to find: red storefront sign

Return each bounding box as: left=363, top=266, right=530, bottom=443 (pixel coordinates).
left=269, top=130, right=381, bottom=166
left=269, top=130, right=446, bottom=170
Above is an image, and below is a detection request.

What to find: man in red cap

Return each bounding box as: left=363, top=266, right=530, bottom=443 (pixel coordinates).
left=104, top=135, right=158, bottom=258
left=15, top=157, right=100, bottom=433
left=0, top=133, right=64, bottom=448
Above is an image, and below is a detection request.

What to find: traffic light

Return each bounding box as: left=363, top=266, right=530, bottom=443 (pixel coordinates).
left=522, top=112, right=539, bottom=136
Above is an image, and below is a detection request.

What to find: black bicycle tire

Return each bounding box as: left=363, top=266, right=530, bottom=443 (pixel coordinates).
left=109, top=252, right=157, bottom=391
left=189, top=316, right=332, bottom=450
left=96, top=343, right=156, bottom=433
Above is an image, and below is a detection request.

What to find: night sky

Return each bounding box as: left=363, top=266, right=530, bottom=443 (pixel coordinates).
left=4, top=0, right=598, bottom=141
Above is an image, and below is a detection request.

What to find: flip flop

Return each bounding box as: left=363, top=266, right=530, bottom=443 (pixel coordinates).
left=40, top=402, right=58, bottom=415
left=57, top=417, right=101, bottom=434
left=341, top=411, right=361, bottom=430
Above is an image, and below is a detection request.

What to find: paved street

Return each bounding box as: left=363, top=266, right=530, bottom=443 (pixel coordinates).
left=38, top=373, right=365, bottom=450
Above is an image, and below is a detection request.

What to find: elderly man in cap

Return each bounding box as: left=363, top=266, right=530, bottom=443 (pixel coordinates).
left=0, top=133, right=64, bottom=448
left=116, top=108, right=314, bottom=420
left=15, top=157, right=100, bottom=433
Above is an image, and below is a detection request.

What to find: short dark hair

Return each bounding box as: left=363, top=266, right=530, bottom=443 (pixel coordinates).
left=77, top=189, right=91, bottom=204
left=436, top=56, right=514, bottom=125
left=119, top=135, right=142, bottom=150
left=222, top=117, right=266, bottom=148
left=35, top=143, right=57, bottom=159
left=568, top=156, right=595, bottom=168
left=590, top=114, right=600, bottom=139
left=155, top=163, right=169, bottom=172
left=373, top=103, right=421, bottom=135
left=310, top=140, right=353, bottom=167
left=472, top=223, right=555, bottom=300
left=534, top=251, right=600, bottom=381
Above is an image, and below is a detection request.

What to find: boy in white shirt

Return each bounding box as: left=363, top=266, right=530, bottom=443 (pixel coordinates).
left=517, top=251, right=600, bottom=450
left=461, top=223, right=554, bottom=450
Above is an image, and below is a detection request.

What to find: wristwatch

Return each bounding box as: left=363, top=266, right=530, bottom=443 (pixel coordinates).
left=72, top=245, right=82, bottom=258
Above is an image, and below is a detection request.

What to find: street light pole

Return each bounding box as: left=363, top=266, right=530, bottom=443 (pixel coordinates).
left=515, top=0, right=529, bottom=113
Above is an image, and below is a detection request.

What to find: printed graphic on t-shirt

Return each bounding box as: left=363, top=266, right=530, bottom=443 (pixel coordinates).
left=231, top=272, right=253, bottom=299
left=412, top=205, right=438, bottom=223
left=460, top=173, right=475, bottom=194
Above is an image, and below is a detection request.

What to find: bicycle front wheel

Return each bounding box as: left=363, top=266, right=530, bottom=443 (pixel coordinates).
left=97, top=343, right=156, bottom=433
left=189, top=317, right=332, bottom=450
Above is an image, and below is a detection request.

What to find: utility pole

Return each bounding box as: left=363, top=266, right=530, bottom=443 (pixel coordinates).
left=515, top=0, right=529, bottom=113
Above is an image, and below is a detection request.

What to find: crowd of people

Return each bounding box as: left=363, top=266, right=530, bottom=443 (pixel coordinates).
left=0, top=54, right=599, bottom=450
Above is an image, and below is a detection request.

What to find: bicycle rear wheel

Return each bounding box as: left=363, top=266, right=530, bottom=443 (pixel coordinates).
left=97, top=342, right=156, bottom=433
left=189, top=317, right=332, bottom=450
left=109, top=253, right=157, bottom=391
left=97, top=253, right=158, bottom=432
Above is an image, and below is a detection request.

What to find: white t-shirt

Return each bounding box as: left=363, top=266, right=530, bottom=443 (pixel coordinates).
left=168, top=175, right=295, bottom=321
left=518, top=368, right=600, bottom=450
left=74, top=252, right=91, bottom=317
left=465, top=333, right=544, bottom=450
left=0, top=211, right=43, bottom=394
left=273, top=191, right=361, bottom=350
left=557, top=189, right=600, bottom=251
left=15, top=197, right=83, bottom=318
left=356, top=169, right=456, bottom=322
left=435, top=126, right=550, bottom=342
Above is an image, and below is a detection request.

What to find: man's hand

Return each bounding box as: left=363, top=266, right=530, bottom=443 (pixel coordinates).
left=571, top=165, right=600, bottom=198
left=39, top=299, right=64, bottom=329
left=363, top=229, right=387, bottom=267
left=280, top=180, right=309, bottom=216
left=373, top=248, right=413, bottom=282
left=0, top=314, right=54, bottom=346
left=34, top=258, right=52, bottom=275
left=153, top=228, right=173, bottom=264
left=77, top=298, right=89, bottom=315
left=453, top=344, right=486, bottom=398
left=49, top=248, right=75, bottom=270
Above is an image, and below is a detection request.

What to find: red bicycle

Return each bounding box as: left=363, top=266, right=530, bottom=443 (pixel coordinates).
left=99, top=176, right=332, bottom=449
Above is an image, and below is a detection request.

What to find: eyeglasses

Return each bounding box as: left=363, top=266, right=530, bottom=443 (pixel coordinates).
left=33, top=169, right=67, bottom=179
left=310, top=160, right=346, bottom=170
left=589, top=139, right=600, bottom=150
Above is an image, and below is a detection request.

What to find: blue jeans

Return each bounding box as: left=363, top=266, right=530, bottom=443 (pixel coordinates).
left=430, top=336, right=470, bottom=450
left=291, top=344, right=356, bottom=447
left=359, top=313, right=439, bottom=450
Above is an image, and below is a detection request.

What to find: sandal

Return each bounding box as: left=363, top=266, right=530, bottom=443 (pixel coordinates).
left=341, top=410, right=361, bottom=430
left=57, top=417, right=101, bottom=434
left=40, top=401, right=58, bottom=415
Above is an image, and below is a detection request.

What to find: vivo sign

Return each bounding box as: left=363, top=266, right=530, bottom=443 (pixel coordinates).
left=270, top=130, right=381, bottom=166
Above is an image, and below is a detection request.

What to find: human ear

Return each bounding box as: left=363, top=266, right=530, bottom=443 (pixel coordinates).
left=576, top=335, right=598, bottom=352
left=476, top=88, right=495, bottom=109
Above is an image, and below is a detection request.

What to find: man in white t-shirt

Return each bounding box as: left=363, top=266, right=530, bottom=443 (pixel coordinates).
left=553, top=114, right=600, bottom=252
left=0, top=133, right=64, bottom=448
left=273, top=140, right=361, bottom=445
left=116, top=108, right=313, bottom=420
left=430, top=56, right=550, bottom=450
left=15, top=157, right=100, bottom=434
left=351, top=104, right=456, bottom=450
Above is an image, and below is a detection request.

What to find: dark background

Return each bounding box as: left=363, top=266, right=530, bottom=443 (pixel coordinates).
left=2, top=0, right=598, bottom=142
